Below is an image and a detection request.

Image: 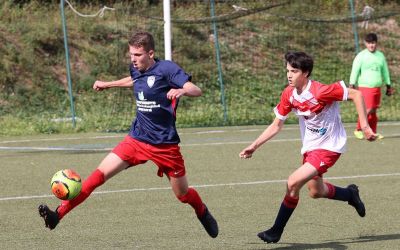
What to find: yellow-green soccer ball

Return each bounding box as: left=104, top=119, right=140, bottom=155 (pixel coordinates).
left=51, top=169, right=82, bottom=200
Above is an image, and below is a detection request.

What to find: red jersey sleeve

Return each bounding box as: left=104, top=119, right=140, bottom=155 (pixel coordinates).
left=316, top=80, right=348, bottom=103
left=274, top=86, right=293, bottom=120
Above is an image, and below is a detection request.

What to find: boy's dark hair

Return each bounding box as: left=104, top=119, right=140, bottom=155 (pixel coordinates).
left=129, top=31, right=155, bottom=52
left=285, top=51, right=314, bottom=77
left=365, top=33, right=378, bottom=43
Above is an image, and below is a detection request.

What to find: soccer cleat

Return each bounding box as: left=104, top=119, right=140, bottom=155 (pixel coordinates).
left=347, top=184, right=366, bottom=217
left=197, top=205, right=218, bottom=238
left=38, top=204, right=60, bottom=230
left=257, top=227, right=283, bottom=243
left=376, top=133, right=384, bottom=140
left=353, top=130, right=364, bottom=140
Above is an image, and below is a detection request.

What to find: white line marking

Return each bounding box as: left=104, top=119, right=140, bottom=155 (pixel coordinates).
left=193, top=130, right=226, bottom=134
left=2, top=133, right=400, bottom=151
left=0, top=146, right=113, bottom=151
left=0, top=135, right=122, bottom=144
left=0, top=138, right=301, bottom=151
left=182, top=138, right=301, bottom=147
left=1, top=173, right=399, bottom=202
left=1, top=122, right=399, bottom=144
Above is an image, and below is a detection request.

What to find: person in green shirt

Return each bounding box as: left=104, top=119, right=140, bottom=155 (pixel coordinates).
left=349, top=33, right=394, bottom=139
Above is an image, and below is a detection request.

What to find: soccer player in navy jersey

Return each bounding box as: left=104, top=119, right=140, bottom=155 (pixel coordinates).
left=239, top=52, right=376, bottom=243
left=39, top=31, right=218, bottom=238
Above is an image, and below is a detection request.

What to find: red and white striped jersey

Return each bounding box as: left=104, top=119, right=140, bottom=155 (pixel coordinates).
left=274, top=80, right=348, bottom=154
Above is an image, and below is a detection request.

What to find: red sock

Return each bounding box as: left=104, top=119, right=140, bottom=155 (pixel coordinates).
left=368, top=113, right=378, bottom=133
left=177, top=188, right=206, bottom=217
left=282, top=194, right=299, bottom=209
left=57, top=169, right=105, bottom=219
left=325, top=182, right=336, bottom=199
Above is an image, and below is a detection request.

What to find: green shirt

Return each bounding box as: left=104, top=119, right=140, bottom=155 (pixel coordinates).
left=349, top=49, right=391, bottom=88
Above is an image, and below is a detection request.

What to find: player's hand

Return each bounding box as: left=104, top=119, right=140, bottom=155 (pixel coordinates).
left=362, top=126, right=376, bottom=141
left=93, top=81, right=108, bottom=91
left=239, top=146, right=256, bottom=159
left=386, top=86, right=395, bottom=96
left=167, top=88, right=185, bottom=100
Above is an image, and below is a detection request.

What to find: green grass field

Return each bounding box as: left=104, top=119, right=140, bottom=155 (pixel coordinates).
left=1, top=122, right=400, bottom=250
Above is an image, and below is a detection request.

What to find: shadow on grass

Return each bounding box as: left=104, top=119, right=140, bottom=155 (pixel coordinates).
left=248, top=233, right=400, bottom=249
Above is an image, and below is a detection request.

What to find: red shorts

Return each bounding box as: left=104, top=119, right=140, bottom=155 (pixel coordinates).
left=112, top=136, right=185, bottom=178
left=358, top=87, right=381, bottom=109
left=303, top=149, right=341, bottom=177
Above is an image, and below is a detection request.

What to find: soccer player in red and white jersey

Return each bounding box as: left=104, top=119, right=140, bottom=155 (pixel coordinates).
left=239, top=51, right=376, bottom=244
left=38, top=31, right=218, bottom=238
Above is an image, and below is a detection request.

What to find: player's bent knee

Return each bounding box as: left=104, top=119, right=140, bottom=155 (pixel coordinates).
left=287, top=180, right=302, bottom=194
left=307, top=185, right=325, bottom=198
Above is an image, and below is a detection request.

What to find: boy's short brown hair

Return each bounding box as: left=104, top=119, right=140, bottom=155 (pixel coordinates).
left=128, top=31, right=155, bottom=52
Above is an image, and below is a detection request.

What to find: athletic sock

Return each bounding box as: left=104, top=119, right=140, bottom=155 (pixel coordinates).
left=177, top=188, right=206, bottom=217
left=325, top=183, right=352, bottom=201
left=57, top=169, right=105, bottom=219
left=368, top=113, right=378, bottom=133
left=271, top=195, right=299, bottom=232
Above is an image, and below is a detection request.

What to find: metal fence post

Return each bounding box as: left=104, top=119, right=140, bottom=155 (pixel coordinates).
left=60, top=0, right=77, bottom=128
left=349, top=0, right=360, bottom=54
left=210, top=0, right=228, bottom=123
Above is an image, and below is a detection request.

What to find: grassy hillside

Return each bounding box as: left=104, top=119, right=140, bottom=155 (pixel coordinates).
left=1, top=0, right=400, bottom=135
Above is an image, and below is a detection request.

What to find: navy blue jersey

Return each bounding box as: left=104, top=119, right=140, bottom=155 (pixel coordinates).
left=128, top=59, right=191, bottom=144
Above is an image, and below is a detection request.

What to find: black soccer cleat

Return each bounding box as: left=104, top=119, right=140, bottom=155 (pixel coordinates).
left=347, top=184, right=366, bottom=217
left=257, top=227, right=283, bottom=243
left=38, top=204, right=60, bottom=230
left=198, top=205, right=218, bottom=238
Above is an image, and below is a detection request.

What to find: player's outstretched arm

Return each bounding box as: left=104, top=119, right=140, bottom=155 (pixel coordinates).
left=239, top=118, right=284, bottom=159
left=93, top=76, right=133, bottom=91
left=347, top=88, right=376, bottom=141
left=167, top=81, right=202, bottom=100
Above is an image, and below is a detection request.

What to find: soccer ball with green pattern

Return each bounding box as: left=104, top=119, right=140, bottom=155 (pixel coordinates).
left=51, top=169, right=82, bottom=200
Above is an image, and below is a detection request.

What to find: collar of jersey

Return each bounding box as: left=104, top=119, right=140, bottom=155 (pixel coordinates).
left=293, top=80, right=312, bottom=99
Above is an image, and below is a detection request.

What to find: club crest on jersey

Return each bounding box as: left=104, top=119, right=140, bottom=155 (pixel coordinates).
left=147, top=76, right=156, bottom=88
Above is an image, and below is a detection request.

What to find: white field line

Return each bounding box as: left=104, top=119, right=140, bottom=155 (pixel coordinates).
left=1, top=122, right=399, bottom=144
left=0, top=135, right=122, bottom=144
left=1, top=172, right=400, bottom=202
left=2, top=132, right=400, bottom=151
left=0, top=138, right=299, bottom=151
left=0, top=146, right=114, bottom=151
